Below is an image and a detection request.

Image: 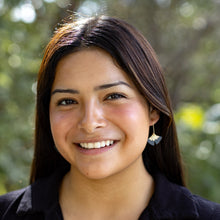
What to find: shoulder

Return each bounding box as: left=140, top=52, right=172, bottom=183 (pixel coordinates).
left=192, top=194, right=220, bottom=220
left=0, top=188, right=27, bottom=208
left=0, top=187, right=27, bottom=218
left=172, top=183, right=220, bottom=219
left=147, top=172, right=220, bottom=220
left=0, top=168, right=67, bottom=219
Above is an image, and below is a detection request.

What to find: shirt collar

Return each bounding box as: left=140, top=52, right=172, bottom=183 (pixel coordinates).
left=17, top=167, right=68, bottom=216
left=140, top=172, right=199, bottom=219
left=17, top=168, right=199, bottom=219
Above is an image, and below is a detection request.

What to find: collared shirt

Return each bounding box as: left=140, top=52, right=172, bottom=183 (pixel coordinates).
left=0, top=168, right=220, bottom=220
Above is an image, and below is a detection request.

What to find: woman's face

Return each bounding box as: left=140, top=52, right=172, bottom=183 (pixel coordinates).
left=49, top=48, right=159, bottom=179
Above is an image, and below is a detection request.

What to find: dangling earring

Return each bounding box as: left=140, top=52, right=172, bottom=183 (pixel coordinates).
left=147, top=124, right=162, bottom=146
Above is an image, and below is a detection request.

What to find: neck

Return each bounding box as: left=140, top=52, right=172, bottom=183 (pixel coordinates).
left=59, top=157, right=154, bottom=219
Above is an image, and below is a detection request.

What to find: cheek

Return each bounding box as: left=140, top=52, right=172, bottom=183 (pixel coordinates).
left=107, top=102, right=150, bottom=135
left=49, top=111, right=77, bottom=139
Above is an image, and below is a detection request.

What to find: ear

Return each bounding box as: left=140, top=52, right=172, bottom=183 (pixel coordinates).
left=149, top=107, right=160, bottom=126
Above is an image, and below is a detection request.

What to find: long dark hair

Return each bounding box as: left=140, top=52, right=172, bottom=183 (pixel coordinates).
left=30, top=15, right=185, bottom=186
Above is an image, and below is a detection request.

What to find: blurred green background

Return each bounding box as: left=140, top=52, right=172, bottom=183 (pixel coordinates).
left=0, top=0, right=219, bottom=202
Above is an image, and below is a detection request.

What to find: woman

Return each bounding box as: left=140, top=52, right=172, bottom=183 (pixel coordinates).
left=0, top=15, right=219, bottom=220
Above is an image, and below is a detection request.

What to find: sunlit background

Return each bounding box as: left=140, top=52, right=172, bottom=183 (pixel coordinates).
left=0, top=0, right=220, bottom=202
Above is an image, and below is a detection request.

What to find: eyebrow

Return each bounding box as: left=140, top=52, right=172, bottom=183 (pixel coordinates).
left=94, top=81, right=131, bottom=90
left=51, top=81, right=131, bottom=96
left=51, top=88, right=79, bottom=95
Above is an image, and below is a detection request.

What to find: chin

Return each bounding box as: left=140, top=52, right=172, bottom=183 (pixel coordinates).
left=74, top=164, right=117, bottom=180
left=82, top=169, right=114, bottom=180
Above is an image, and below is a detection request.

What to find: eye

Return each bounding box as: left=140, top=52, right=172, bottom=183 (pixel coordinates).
left=57, top=98, right=78, bottom=106
left=105, top=93, right=127, bottom=100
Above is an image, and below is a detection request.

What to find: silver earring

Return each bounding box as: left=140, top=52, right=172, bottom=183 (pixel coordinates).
left=147, top=124, right=162, bottom=146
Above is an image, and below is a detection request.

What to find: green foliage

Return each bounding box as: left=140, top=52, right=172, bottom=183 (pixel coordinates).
left=176, top=103, right=220, bottom=202
left=0, top=0, right=74, bottom=190
left=0, top=0, right=219, bottom=203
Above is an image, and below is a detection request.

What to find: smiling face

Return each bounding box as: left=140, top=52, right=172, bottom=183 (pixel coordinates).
left=49, top=48, right=159, bottom=180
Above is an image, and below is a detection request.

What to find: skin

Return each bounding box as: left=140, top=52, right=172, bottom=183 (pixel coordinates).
left=49, top=48, right=159, bottom=220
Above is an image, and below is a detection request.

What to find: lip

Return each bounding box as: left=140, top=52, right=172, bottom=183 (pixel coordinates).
left=74, top=140, right=118, bottom=155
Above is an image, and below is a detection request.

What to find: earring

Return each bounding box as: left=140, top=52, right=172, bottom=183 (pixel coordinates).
left=148, top=124, right=162, bottom=146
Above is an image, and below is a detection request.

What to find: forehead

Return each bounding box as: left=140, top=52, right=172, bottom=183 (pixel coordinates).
left=53, top=48, right=133, bottom=88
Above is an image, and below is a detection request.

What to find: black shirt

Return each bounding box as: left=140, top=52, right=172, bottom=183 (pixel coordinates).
left=0, top=168, right=220, bottom=219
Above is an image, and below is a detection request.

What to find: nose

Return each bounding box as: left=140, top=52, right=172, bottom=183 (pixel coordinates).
left=78, top=101, right=107, bottom=133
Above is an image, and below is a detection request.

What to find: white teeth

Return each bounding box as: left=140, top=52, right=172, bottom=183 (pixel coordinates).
left=101, top=141, right=105, bottom=147
left=94, top=142, right=101, bottom=148
left=79, top=140, right=114, bottom=149
left=87, top=143, right=93, bottom=149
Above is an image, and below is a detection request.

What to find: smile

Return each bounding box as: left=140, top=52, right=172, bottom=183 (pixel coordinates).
left=79, top=140, right=114, bottom=149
